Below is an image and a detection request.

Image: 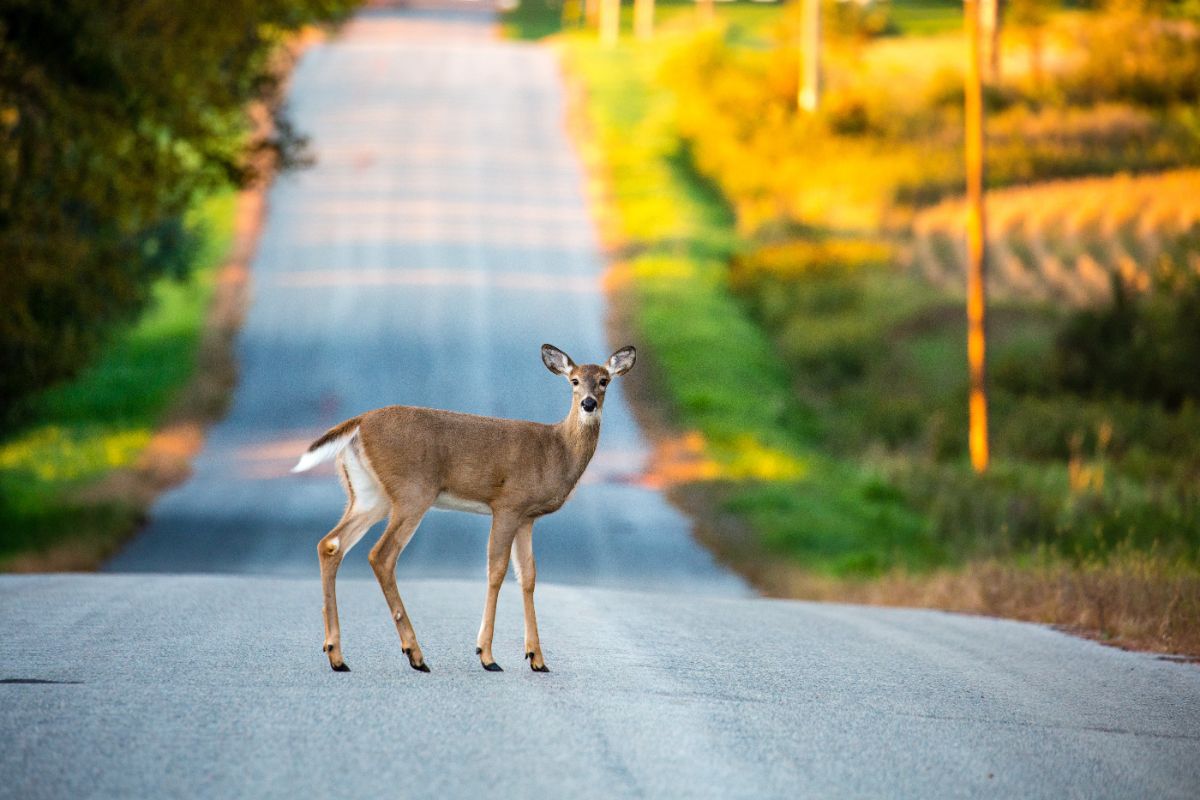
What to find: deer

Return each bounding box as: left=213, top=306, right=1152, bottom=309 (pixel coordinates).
left=291, top=343, right=636, bottom=674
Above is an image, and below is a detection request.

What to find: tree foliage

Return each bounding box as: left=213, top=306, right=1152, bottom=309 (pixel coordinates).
left=0, top=0, right=357, bottom=420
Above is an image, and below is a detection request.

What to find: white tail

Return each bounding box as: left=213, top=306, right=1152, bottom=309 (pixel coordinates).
left=300, top=344, right=636, bottom=675
left=291, top=426, right=359, bottom=473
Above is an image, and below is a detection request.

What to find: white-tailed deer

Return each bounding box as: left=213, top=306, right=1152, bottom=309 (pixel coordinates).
left=292, top=343, right=636, bottom=673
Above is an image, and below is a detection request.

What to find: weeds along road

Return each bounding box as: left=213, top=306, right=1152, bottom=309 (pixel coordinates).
left=2, top=4, right=1198, bottom=799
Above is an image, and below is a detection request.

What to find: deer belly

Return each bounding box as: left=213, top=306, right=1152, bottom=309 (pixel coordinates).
left=433, top=492, right=491, bottom=515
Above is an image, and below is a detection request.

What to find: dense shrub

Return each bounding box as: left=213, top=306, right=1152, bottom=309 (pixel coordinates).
left=1055, top=246, right=1200, bottom=408
left=0, top=0, right=357, bottom=420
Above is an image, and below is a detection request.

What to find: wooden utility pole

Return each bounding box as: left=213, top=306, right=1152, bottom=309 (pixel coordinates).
left=964, top=0, right=990, bottom=472
left=600, top=0, right=620, bottom=45
left=634, top=0, right=654, bottom=40
left=799, top=0, right=821, bottom=112
left=697, top=0, right=715, bottom=24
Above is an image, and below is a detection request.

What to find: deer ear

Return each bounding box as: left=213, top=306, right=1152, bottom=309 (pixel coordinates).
left=541, top=343, right=575, bottom=376
left=606, top=346, right=636, bottom=376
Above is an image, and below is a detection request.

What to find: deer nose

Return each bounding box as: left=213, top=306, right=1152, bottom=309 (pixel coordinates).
left=581, top=397, right=598, bottom=412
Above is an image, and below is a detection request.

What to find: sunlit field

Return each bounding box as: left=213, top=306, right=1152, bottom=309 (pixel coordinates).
left=912, top=168, right=1200, bottom=303
left=517, top=0, right=1200, bottom=654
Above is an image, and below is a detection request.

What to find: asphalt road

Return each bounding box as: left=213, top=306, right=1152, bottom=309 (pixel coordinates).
left=105, top=4, right=743, bottom=594
left=3, top=574, right=1199, bottom=798
left=8, top=4, right=1197, bottom=798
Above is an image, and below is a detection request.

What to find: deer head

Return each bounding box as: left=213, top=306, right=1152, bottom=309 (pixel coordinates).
left=541, top=343, right=636, bottom=425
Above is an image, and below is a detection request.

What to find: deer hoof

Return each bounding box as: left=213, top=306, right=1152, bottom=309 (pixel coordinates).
left=525, top=651, right=549, bottom=672
left=527, top=653, right=549, bottom=672
left=403, top=648, right=430, bottom=673
left=331, top=662, right=351, bottom=673
left=476, top=647, right=502, bottom=671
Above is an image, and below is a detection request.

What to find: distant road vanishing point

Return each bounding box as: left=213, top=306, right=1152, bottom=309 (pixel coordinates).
left=105, top=1, right=745, bottom=594
left=2, top=4, right=1198, bottom=799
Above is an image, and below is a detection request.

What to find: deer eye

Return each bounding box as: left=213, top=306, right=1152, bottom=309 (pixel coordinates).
left=599, top=378, right=608, bottom=387
left=571, top=378, right=579, bottom=386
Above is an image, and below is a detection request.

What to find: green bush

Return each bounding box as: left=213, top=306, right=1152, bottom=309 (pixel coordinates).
left=1054, top=244, right=1200, bottom=408
left=0, top=0, right=357, bottom=421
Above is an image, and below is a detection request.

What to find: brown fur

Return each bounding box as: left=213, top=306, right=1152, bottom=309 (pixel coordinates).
left=306, top=345, right=635, bottom=674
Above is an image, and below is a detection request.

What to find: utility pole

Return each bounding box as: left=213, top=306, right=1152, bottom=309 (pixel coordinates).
left=964, top=0, right=990, bottom=473
left=697, top=0, right=715, bottom=24
left=601, top=0, right=620, bottom=46
left=799, top=0, right=821, bottom=112
left=635, top=0, right=654, bottom=40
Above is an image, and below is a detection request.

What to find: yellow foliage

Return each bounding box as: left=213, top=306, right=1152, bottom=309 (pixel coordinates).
left=0, top=426, right=151, bottom=484
left=724, top=435, right=809, bottom=481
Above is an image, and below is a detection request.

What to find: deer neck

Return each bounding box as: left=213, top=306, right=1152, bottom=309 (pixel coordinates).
left=558, top=404, right=601, bottom=481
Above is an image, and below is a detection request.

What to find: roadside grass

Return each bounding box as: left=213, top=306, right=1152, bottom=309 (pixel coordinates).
left=560, top=31, right=946, bottom=578
left=536, top=1, right=1200, bottom=654
left=887, top=0, right=960, bottom=36
left=0, top=192, right=236, bottom=568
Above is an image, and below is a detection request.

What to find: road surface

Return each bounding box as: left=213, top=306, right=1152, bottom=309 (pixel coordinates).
left=7, top=4, right=1197, bottom=799
left=105, top=3, right=742, bottom=594
left=3, top=574, right=1199, bottom=798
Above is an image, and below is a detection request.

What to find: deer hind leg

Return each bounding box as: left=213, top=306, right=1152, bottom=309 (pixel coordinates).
left=476, top=512, right=522, bottom=672
left=319, top=456, right=387, bottom=672
left=511, top=520, right=548, bottom=672
left=369, top=496, right=434, bottom=673
left=318, top=444, right=388, bottom=672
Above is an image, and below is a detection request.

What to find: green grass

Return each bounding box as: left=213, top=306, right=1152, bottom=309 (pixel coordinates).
left=560, top=31, right=948, bottom=577
left=502, top=0, right=570, bottom=40
left=526, top=0, right=1200, bottom=656
left=552, top=9, right=1200, bottom=575
left=0, top=191, right=237, bottom=566
left=888, top=0, right=961, bottom=36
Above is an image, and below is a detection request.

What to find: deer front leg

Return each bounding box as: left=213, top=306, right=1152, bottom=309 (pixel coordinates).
left=476, top=512, right=520, bottom=672
left=369, top=505, right=432, bottom=673
left=511, top=520, right=548, bottom=672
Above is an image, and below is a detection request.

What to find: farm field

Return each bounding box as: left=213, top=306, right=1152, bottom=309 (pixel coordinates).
left=911, top=168, right=1200, bottom=304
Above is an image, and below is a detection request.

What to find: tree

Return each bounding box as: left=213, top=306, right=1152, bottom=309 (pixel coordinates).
left=0, top=0, right=356, bottom=421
